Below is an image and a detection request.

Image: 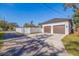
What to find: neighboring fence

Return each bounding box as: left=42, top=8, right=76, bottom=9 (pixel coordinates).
left=16, top=27, right=42, bottom=34
left=30, top=27, right=42, bottom=33
left=24, top=28, right=31, bottom=34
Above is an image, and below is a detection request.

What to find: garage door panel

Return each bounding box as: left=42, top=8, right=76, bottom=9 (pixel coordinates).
left=53, top=25, right=65, bottom=34
left=44, top=26, right=51, bottom=33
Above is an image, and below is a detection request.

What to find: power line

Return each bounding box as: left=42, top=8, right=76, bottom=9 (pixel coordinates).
left=40, top=4, right=68, bottom=17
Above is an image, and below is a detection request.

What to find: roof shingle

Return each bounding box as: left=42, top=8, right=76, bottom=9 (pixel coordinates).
left=40, top=18, right=71, bottom=25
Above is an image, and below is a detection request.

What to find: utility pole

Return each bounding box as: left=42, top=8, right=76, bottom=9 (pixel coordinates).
left=3, top=16, right=6, bottom=31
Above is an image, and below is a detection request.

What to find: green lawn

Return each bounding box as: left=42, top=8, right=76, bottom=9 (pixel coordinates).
left=62, top=34, right=79, bottom=56
left=0, top=32, right=4, bottom=49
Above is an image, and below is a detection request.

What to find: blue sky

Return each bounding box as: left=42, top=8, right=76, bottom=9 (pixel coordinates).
left=0, top=3, right=74, bottom=26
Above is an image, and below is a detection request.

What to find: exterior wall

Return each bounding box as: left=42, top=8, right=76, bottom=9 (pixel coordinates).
left=42, top=21, right=70, bottom=35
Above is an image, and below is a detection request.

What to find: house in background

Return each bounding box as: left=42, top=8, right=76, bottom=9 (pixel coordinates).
left=40, top=18, right=72, bottom=35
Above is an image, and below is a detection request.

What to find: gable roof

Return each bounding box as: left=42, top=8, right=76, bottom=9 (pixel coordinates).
left=40, top=18, right=72, bottom=25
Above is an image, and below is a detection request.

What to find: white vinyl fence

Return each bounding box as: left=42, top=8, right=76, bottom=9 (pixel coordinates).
left=16, top=28, right=23, bottom=33
left=16, top=27, right=42, bottom=34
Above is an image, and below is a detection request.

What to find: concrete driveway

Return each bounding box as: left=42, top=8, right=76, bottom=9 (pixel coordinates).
left=0, top=33, right=70, bottom=56
left=45, top=34, right=69, bottom=56
left=45, top=34, right=65, bottom=48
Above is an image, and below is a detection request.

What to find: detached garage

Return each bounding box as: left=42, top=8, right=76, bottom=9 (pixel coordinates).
left=41, top=18, right=72, bottom=35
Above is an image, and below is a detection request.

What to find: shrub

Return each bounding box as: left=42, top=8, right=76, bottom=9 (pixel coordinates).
left=0, top=32, right=4, bottom=49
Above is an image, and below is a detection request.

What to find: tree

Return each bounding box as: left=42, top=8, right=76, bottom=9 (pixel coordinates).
left=64, top=3, right=79, bottom=33
left=7, top=23, right=19, bottom=30
left=0, top=20, right=18, bottom=31
left=23, top=20, right=35, bottom=27
left=73, top=10, right=79, bottom=30
left=0, top=20, right=8, bottom=31
left=23, top=22, right=30, bottom=27
left=64, top=3, right=77, bottom=11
